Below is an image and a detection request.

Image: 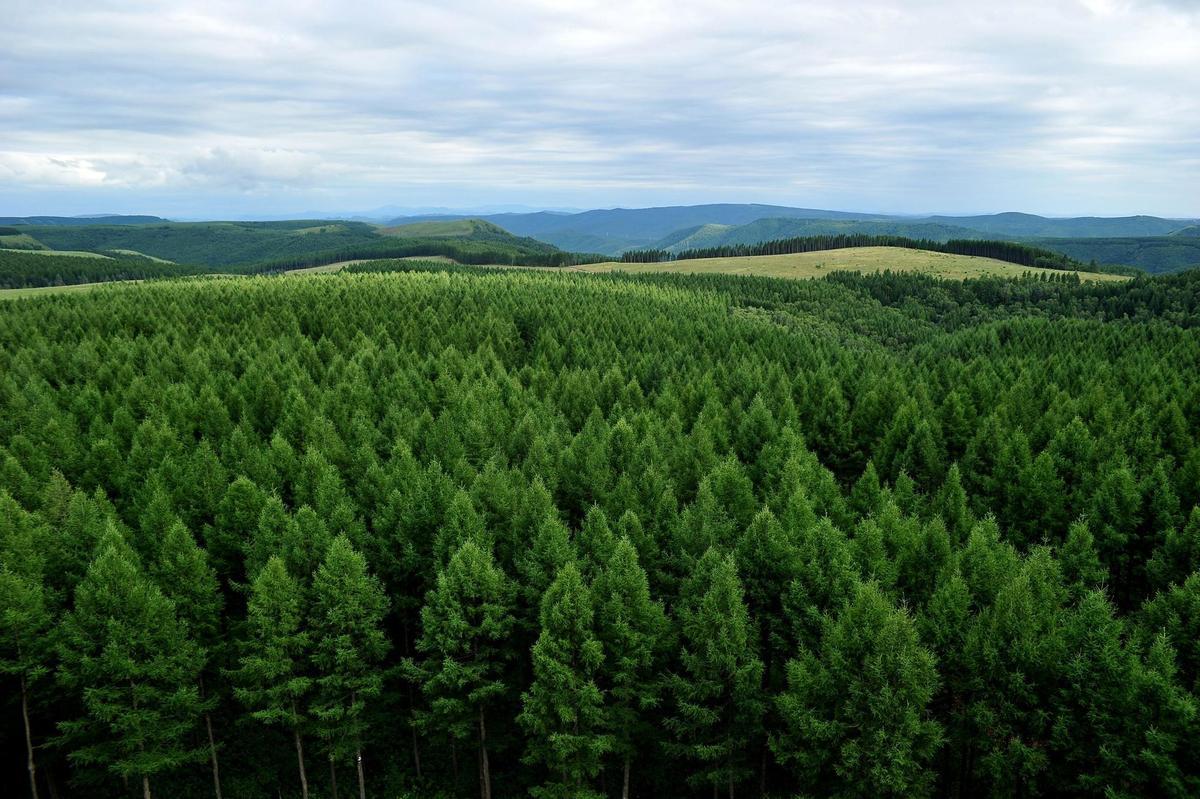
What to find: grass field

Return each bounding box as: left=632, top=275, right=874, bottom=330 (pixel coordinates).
left=0, top=233, right=48, bottom=250
left=0, top=281, right=140, bottom=299
left=569, top=247, right=1130, bottom=282
left=1, top=247, right=113, bottom=259
left=109, top=249, right=175, bottom=263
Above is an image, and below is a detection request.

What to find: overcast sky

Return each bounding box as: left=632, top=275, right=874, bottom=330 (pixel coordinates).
left=2, top=0, right=1198, bottom=218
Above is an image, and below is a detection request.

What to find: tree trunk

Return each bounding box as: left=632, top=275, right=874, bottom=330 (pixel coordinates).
left=329, top=755, right=339, bottom=799
left=404, top=620, right=422, bottom=779
left=142, top=776, right=152, bottom=799
left=355, top=747, right=366, bottom=799
left=728, top=773, right=734, bottom=799
left=292, top=721, right=309, bottom=799
left=21, top=675, right=39, bottom=799
left=199, top=674, right=222, bottom=799
left=478, top=706, right=491, bottom=799
left=622, top=756, right=630, bottom=799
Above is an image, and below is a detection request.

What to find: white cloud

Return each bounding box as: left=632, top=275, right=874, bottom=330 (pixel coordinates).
left=0, top=0, right=1197, bottom=216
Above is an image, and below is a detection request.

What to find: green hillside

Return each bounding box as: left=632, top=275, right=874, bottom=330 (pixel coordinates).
left=24, top=220, right=383, bottom=267
left=0, top=249, right=206, bottom=289
left=652, top=218, right=989, bottom=253
left=1035, top=237, right=1200, bottom=274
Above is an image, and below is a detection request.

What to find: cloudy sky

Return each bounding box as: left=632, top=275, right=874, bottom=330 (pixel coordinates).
left=2, top=0, right=1198, bottom=218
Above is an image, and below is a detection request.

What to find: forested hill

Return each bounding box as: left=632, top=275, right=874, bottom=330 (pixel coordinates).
left=384, top=204, right=1200, bottom=256
left=0, top=214, right=167, bottom=226
left=2, top=264, right=1200, bottom=799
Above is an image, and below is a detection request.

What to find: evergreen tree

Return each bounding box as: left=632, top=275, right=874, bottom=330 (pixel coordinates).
left=310, top=537, right=390, bottom=799
left=0, top=496, right=53, bottom=799
left=412, top=538, right=516, bottom=799
left=592, top=537, right=668, bottom=799
left=233, top=555, right=314, bottom=799
left=666, top=549, right=763, bottom=797
left=774, top=581, right=942, bottom=798
left=518, top=562, right=610, bottom=799
left=151, top=521, right=225, bottom=799
left=57, top=527, right=205, bottom=799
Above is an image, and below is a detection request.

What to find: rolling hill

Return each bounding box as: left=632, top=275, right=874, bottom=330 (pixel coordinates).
left=0, top=214, right=167, bottom=226
left=651, top=218, right=989, bottom=253
left=387, top=204, right=895, bottom=253
left=1034, top=237, right=1200, bottom=274
left=382, top=205, right=1199, bottom=259
left=572, top=247, right=1126, bottom=283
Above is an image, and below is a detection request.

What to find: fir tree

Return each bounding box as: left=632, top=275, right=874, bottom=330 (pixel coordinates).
left=57, top=527, right=205, bottom=799
left=412, top=538, right=516, bottom=799
left=309, top=537, right=390, bottom=799
left=593, top=537, right=668, bottom=799
left=773, top=581, right=942, bottom=798
left=233, top=556, right=313, bottom=799
left=666, top=549, right=763, bottom=797
left=518, top=561, right=610, bottom=799
left=151, top=521, right=225, bottom=799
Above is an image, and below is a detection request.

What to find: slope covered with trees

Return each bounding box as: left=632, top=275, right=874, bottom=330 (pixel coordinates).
left=1, top=266, right=1200, bottom=798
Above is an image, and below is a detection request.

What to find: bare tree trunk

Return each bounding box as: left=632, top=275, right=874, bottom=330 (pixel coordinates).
left=355, top=747, right=366, bottom=799
left=478, top=706, right=491, bottom=799
left=21, top=675, right=39, bottom=799
left=46, top=767, right=61, bottom=799
left=199, top=676, right=222, bottom=799
left=759, top=743, right=767, bottom=795
left=329, top=755, right=339, bottom=799
left=403, top=622, right=422, bottom=779
left=292, top=720, right=309, bottom=799
left=142, top=776, right=152, bottom=799
left=622, top=757, right=630, bottom=799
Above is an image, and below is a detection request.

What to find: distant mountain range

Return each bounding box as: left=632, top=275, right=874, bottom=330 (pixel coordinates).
left=0, top=214, right=168, bottom=226
left=385, top=205, right=1200, bottom=257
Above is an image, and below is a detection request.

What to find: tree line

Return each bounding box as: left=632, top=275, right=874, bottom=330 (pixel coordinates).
left=1, top=267, right=1199, bottom=797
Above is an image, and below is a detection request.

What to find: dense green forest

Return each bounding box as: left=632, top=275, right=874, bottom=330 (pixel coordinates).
left=0, top=250, right=213, bottom=289
left=1, top=221, right=596, bottom=285
left=3, top=264, right=1200, bottom=798
left=1034, top=237, right=1200, bottom=274
left=620, top=234, right=1105, bottom=273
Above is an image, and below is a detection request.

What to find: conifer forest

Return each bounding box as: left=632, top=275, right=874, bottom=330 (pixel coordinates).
left=0, top=265, right=1198, bottom=798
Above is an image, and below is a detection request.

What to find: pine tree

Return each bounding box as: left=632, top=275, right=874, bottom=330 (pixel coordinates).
left=412, top=538, right=516, bottom=799
left=593, top=537, right=668, bottom=799
left=666, top=549, right=763, bottom=797
left=309, top=537, right=390, bottom=799
left=518, top=561, right=610, bottom=799
left=151, top=521, right=225, bottom=799
left=1059, top=519, right=1106, bottom=599
left=233, top=556, right=313, bottom=799
left=0, top=495, right=53, bottom=799
left=57, top=527, right=205, bottom=799
left=773, top=581, right=942, bottom=798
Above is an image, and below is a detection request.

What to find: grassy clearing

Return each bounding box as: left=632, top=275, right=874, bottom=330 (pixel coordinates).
left=0, top=233, right=48, bottom=250
left=1, top=247, right=113, bottom=259
left=108, top=249, right=176, bottom=263
left=569, top=247, right=1131, bottom=283
left=380, top=219, right=507, bottom=238
left=0, top=281, right=140, bottom=299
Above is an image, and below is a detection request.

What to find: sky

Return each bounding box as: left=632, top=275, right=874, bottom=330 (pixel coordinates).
left=1, top=0, right=1198, bottom=219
